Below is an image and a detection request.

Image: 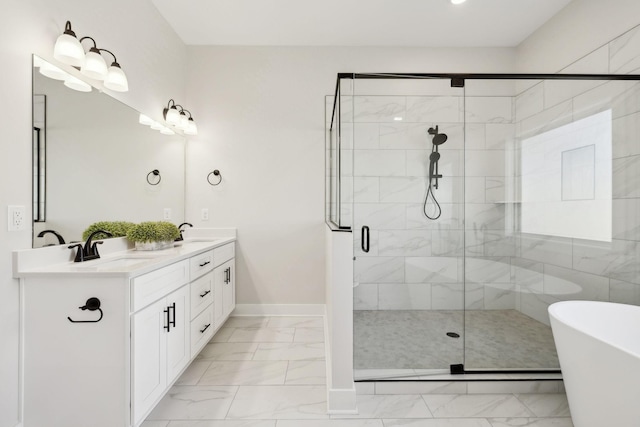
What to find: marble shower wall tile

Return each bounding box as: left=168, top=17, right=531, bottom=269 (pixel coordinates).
left=353, top=177, right=380, bottom=203
left=518, top=235, right=572, bottom=269
left=485, top=178, right=508, bottom=203
left=572, top=239, right=640, bottom=285
left=465, top=97, right=514, bottom=124
left=405, top=257, right=461, bottom=283
left=378, top=283, right=432, bottom=310
left=406, top=149, right=464, bottom=177
left=354, top=123, right=380, bottom=149
left=465, top=257, right=512, bottom=284
left=511, top=258, right=544, bottom=294
left=465, top=204, right=506, bottom=230
left=355, top=257, right=405, bottom=283
left=610, top=25, right=640, bottom=74
left=353, top=203, right=406, bottom=229
left=612, top=111, right=640, bottom=159
left=613, top=155, right=640, bottom=199
left=517, top=100, right=573, bottom=139
left=464, top=123, right=486, bottom=150
left=573, top=80, right=640, bottom=120
left=432, top=283, right=464, bottom=309
left=612, top=198, right=640, bottom=241
left=354, top=283, right=378, bottom=310
left=379, top=177, right=426, bottom=203
left=519, top=292, right=560, bottom=326
left=378, top=230, right=431, bottom=257
left=484, top=284, right=517, bottom=310
left=354, top=96, right=406, bottom=123
left=515, top=83, right=544, bottom=122
left=465, top=150, right=506, bottom=177
left=431, top=230, right=464, bottom=256
left=406, top=203, right=464, bottom=231
left=405, top=96, right=462, bottom=123
left=380, top=123, right=431, bottom=150
left=610, top=279, right=640, bottom=305
left=485, top=124, right=516, bottom=150
left=354, top=150, right=406, bottom=177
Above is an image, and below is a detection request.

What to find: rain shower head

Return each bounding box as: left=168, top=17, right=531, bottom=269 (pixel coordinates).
left=428, top=126, right=448, bottom=145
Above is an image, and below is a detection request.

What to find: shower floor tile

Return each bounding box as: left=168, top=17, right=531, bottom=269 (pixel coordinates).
left=354, top=309, right=559, bottom=370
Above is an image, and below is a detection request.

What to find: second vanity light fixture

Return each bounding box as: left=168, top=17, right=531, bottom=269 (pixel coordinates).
left=52, top=21, right=129, bottom=92
left=163, top=99, right=198, bottom=135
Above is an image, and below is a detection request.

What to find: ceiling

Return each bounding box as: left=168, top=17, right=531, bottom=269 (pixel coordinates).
left=151, top=0, right=573, bottom=47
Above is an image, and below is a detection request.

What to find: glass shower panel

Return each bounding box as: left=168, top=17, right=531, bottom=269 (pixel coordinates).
left=352, top=78, right=466, bottom=377
left=463, top=77, right=640, bottom=371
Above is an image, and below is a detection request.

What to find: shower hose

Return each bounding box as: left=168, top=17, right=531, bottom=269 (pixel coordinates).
left=423, top=146, right=442, bottom=220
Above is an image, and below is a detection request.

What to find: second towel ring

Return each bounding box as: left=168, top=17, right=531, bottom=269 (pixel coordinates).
left=147, top=169, right=161, bottom=185
left=207, top=170, right=222, bottom=186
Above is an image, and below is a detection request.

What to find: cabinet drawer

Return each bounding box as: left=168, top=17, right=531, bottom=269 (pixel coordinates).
left=131, top=260, right=189, bottom=312
left=189, top=250, right=214, bottom=280
left=190, top=271, right=214, bottom=319
left=190, top=306, right=214, bottom=357
left=213, top=243, right=234, bottom=266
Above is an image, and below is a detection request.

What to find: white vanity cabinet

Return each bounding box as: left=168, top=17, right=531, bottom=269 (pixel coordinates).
left=16, top=237, right=236, bottom=427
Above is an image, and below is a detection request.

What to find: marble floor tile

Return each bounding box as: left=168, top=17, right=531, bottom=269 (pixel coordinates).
left=422, top=394, right=534, bottom=418
left=211, top=327, right=234, bottom=342
left=141, top=421, right=169, bottom=427
left=168, top=421, right=276, bottom=427
left=253, top=342, right=326, bottom=361
left=515, top=394, right=571, bottom=417
left=332, top=395, right=432, bottom=419
left=168, top=420, right=276, bottom=427
left=228, top=327, right=295, bottom=343
left=197, top=342, right=259, bottom=360
left=146, top=385, right=237, bottom=420
left=277, top=420, right=383, bottom=427
left=383, top=419, right=492, bottom=427
left=267, top=316, right=324, bottom=328
left=294, top=327, right=325, bottom=342
left=226, top=385, right=329, bottom=419
left=223, top=317, right=270, bottom=328
left=285, top=361, right=327, bottom=385
left=488, top=419, right=574, bottom=427
left=198, top=360, right=288, bottom=385
left=175, top=361, right=212, bottom=385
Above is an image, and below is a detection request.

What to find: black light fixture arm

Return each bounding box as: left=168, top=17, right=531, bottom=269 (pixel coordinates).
left=98, top=48, right=119, bottom=66
left=63, top=21, right=77, bottom=37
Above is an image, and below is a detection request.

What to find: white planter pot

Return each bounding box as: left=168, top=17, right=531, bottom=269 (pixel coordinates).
left=135, top=240, right=174, bottom=251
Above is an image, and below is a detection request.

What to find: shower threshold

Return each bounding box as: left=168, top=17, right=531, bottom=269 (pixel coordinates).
left=355, top=368, right=562, bottom=382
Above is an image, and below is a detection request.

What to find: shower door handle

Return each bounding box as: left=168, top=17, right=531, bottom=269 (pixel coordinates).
left=361, top=226, right=370, bottom=253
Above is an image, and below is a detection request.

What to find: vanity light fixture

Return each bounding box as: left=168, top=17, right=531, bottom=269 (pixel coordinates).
left=51, top=20, right=129, bottom=92
left=163, top=99, right=198, bottom=135
left=38, top=60, right=68, bottom=81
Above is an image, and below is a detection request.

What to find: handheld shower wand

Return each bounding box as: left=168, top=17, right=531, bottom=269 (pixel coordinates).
left=424, top=126, right=448, bottom=220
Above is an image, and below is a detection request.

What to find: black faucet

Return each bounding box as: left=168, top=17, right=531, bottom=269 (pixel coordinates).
left=37, top=229, right=66, bottom=244
left=68, top=230, right=113, bottom=262
left=176, top=222, right=193, bottom=241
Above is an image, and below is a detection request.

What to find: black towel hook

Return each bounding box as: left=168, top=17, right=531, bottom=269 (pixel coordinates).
left=68, top=297, right=104, bottom=323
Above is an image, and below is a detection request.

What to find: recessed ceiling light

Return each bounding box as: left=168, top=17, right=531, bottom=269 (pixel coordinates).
left=393, top=117, right=403, bottom=121
left=451, top=0, right=467, bottom=4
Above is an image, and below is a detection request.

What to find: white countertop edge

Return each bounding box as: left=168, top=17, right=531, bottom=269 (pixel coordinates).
left=13, top=228, right=236, bottom=278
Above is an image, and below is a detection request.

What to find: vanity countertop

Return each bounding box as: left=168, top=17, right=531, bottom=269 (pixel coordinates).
left=13, top=228, right=237, bottom=279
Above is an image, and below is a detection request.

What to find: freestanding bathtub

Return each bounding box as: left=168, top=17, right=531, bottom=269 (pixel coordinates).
left=549, top=301, right=640, bottom=427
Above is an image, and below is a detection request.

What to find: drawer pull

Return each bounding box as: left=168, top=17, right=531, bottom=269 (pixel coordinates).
left=169, top=302, right=176, bottom=328
left=199, top=289, right=211, bottom=298
left=164, top=306, right=171, bottom=331
left=199, top=261, right=211, bottom=267
left=200, top=323, right=211, bottom=333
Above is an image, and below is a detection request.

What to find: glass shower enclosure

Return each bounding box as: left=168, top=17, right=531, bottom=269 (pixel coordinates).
left=326, top=72, right=640, bottom=379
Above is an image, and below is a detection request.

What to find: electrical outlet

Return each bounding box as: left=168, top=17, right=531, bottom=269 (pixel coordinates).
left=8, top=205, right=26, bottom=231
left=163, top=208, right=172, bottom=220
left=201, top=208, right=209, bottom=221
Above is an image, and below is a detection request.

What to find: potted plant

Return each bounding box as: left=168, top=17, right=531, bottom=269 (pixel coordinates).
left=126, top=221, right=180, bottom=251
left=82, top=221, right=137, bottom=241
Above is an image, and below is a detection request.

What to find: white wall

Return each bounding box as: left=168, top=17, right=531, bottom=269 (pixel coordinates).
left=517, top=0, right=640, bottom=73
left=0, top=1, right=186, bottom=426
left=184, top=46, right=516, bottom=306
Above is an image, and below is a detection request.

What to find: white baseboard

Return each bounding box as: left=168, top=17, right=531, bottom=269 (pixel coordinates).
left=233, top=304, right=325, bottom=316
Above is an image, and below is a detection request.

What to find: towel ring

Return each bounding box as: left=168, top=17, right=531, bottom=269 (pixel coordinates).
left=207, top=170, right=222, bottom=186
left=147, top=169, right=161, bottom=185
